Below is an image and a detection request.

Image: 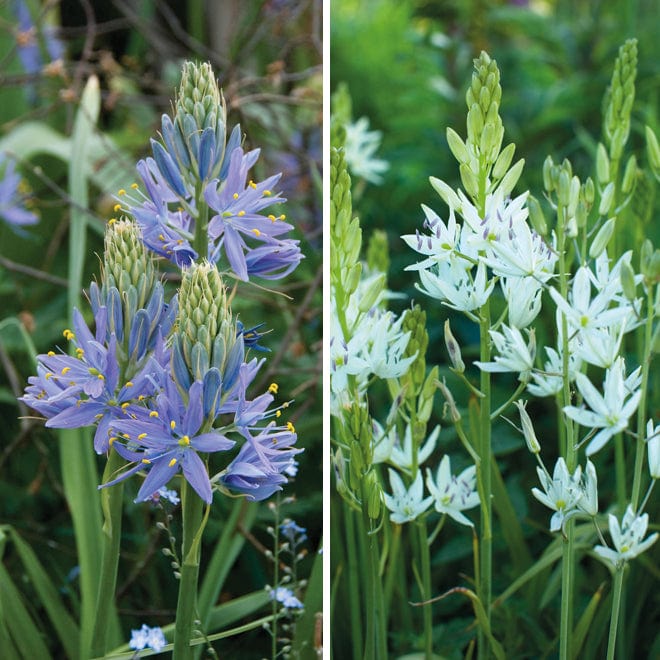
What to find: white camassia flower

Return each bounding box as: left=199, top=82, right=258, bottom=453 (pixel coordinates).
left=402, top=204, right=461, bottom=268
left=531, top=457, right=582, bottom=532
left=416, top=258, right=494, bottom=312
left=563, top=357, right=642, bottom=456
left=343, top=117, right=389, bottom=184
left=384, top=469, right=433, bottom=524
left=574, top=324, right=626, bottom=368
left=577, top=460, right=599, bottom=517
left=425, top=455, right=480, bottom=527
left=475, top=325, right=535, bottom=381
left=594, top=506, right=658, bottom=568
left=388, top=424, right=440, bottom=474
left=527, top=346, right=582, bottom=398
left=501, top=276, right=543, bottom=328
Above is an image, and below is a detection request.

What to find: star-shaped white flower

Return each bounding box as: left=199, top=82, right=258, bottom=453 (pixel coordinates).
left=425, top=455, right=479, bottom=527
left=475, top=324, right=535, bottom=382
left=384, top=469, right=433, bottom=524
left=531, top=457, right=582, bottom=532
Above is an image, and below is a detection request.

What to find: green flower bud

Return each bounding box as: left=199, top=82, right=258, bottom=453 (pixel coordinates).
left=366, top=229, right=389, bottom=275
left=575, top=199, right=588, bottom=229
left=492, top=143, right=516, bottom=181
left=619, top=258, right=637, bottom=301
left=621, top=155, right=637, bottom=194
left=430, top=177, right=462, bottom=211
left=527, top=195, right=547, bottom=235
left=599, top=182, right=615, bottom=216
left=357, top=273, right=386, bottom=313
left=567, top=176, right=580, bottom=219
left=645, top=126, right=660, bottom=178
left=583, top=177, right=595, bottom=207
left=459, top=162, right=480, bottom=199
left=400, top=305, right=428, bottom=396
left=103, top=218, right=156, bottom=308
left=446, top=127, right=471, bottom=165
left=176, top=61, right=221, bottom=131
left=349, top=439, right=365, bottom=486
left=496, top=158, right=524, bottom=198
left=543, top=156, right=555, bottom=193
left=514, top=400, right=540, bottom=454
left=345, top=262, right=362, bottom=297
left=437, top=379, right=461, bottom=423
left=557, top=169, right=571, bottom=206
left=596, top=143, right=610, bottom=185
left=467, top=104, right=484, bottom=144
left=589, top=217, right=616, bottom=259
left=604, top=39, right=637, bottom=147
left=417, top=366, right=438, bottom=425
left=366, top=472, right=382, bottom=520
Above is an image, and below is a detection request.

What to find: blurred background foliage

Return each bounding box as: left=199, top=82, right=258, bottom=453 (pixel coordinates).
left=0, top=0, right=321, bottom=656
left=332, top=0, right=659, bottom=657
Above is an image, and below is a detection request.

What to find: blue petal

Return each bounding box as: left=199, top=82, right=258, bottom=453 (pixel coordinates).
left=198, top=128, right=216, bottom=180
left=151, top=139, right=187, bottom=198
left=181, top=450, right=212, bottom=503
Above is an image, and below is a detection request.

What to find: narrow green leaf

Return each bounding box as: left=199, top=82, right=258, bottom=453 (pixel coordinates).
left=0, top=563, right=52, bottom=659
left=8, top=527, right=80, bottom=658
left=571, top=583, right=605, bottom=658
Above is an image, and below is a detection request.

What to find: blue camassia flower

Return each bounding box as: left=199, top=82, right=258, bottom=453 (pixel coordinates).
left=103, top=378, right=235, bottom=504
left=219, top=422, right=301, bottom=501
left=20, top=309, right=159, bottom=453
left=0, top=154, right=38, bottom=228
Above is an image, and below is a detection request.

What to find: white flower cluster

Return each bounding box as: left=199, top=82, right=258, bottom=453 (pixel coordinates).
left=343, top=117, right=390, bottom=184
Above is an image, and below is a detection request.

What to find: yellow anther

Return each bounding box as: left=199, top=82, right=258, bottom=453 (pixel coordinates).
left=63, top=329, right=75, bottom=340
left=268, top=214, right=276, bottom=222
left=109, top=437, right=116, bottom=446
left=287, top=421, right=295, bottom=433
left=268, top=383, right=279, bottom=394
left=249, top=180, right=257, bottom=189
left=138, top=433, right=147, bottom=440
left=233, top=192, right=239, bottom=200
left=108, top=218, right=117, bottom=225
left=138, top=395, right=145, bottom=401
left=158, top=233, right=166, bottom=241
left=125, top=381, right=134, bottom=387
left=263, top=190, right=272, bottom=197
left=113, top=203, right=122, bottom=212
left=45, top=372, right=53, bottom=380
left=237, top=210, right=246, bottom=217
left=170, top=420, right=176, bottom=430
left=169, top=458, right=177, bottom=467
left=149, top=410, right=159, bottom=418
left=141, top=458, right=151, bottom=464
left=118, top=189, right=126, bottom=196
left=279, top=214, right=286, bottom=220
left=97, top=373, right=105, bottom=380
left=282, top=401, right=290, bottom=409
left=121, top=402, right=130, bottom=410
left=76, top=348, right=85, bottom=357
left=47, top=351, right=55, bottom=357
left=182, top=435, right=190, bottom=445
left=61, top=366, right=71, bottom=375
left=131, top=182, right=139, bottom=189
left=252, top=228, right=261, bottom=237
left=275, top=410, right=281, bottom=418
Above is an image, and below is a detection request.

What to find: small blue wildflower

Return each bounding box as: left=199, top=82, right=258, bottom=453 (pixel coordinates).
left=103, top=378, right=235, bottom=503
left=270, top=586, right=304, bottom=609
left=0, top=155, right=38, bottom=228
left=12, top=1, right=41, bottom=78
left=280, top=520, right=307, bottom=546
left=237, top=321, right=270, bottom=352
left=129, top=624, right=167, bottom=653
left=153, top=486, right=180, bottom=506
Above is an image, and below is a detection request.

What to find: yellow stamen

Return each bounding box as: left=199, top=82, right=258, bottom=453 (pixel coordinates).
left=121, top=402, right=130, bottom=410
left=287, top=421, right=295, bottom=433
left=76, top=348, right=85, bottom=357
left=263, top=190, right=272, bottom=196
left=108, top=218, right=117, bottom=225
left=125, top=381, right=134, bottom=387
left=275, top=410, right=281, bottom=418
left=131, top=182, right=139, bottom=189
left=249, top=180, right=257, bottom=189
left=233, top=192, right=239, bottom=200
left=279, top=214, right=286, bottom=220
left=61, top=366, right=71, bottom=375
left=252, top=228, right=261, bottom=237
left=268, top=383, right=279, bottom=394
left=170, top=420, right=176, bottom=430
left=141, top=458, right=151, bottom=464
left=268, top=214, right=276, bottom=222
left=47, top=351, right=55, bottom=357
left=45, top=372, right=53, bottom=380
left=237, top=210, right=246, bottom=217
left=118, top=188, right=126, bottom=196
left=169, top=458, right=177, bottom=467
left=138, top=433, right=147, bottom=440
left=63, top=329, right=75, bottom=340
left=149, top=410, right=159, bottom=418
left=113, top=203, right=122, bottom=212
left=109, top=437, right=116, bottom=446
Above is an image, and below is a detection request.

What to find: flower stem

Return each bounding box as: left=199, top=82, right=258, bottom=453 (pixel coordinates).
left=90, top=449, right=124, bottom=657
left=417, top=519, right=433, bottom=659
left=606, top=567, right=625, bottom=660
left=343, top=505, right=363, bottom=659
left=478, top=304, right=492, bottom=660
left=173, top=481, right=207, bottom=659
left=271, top=497, right=281, bottom=660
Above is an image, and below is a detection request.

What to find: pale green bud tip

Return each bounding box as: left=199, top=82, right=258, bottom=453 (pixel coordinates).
left=645, top=126, right=660, bottom=174
left=104, top=217, right=154, bottom=290
left=621, top=155, right=637, bottom=194
left=437, top=379, right=461, bottom=423
left=446, top=127, right=471, bottom=165
left=589, top=217, right=616, bottom=259
left=527, top=195, right=547, bottom=236
left=176, top=61, right=222, bottom=129
left=444, top=320, right=465, bottom=373
left=514, top=400, right=540, bottom=454
left=619, top=258, right=637, bottom=301
left=599, top=182, right=615, bottom=216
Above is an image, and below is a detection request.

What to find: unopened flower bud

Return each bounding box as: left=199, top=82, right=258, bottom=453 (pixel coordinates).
left=446, top=127, right=471, bottom=165
left=459, top=162, right=480, bottom=199
left=366, top=472, right=382, bottom=520
left=589, top=217, right=616, bottom=259
left=645, top=126, right=660, bottom=176
left=492, top=143, right=515, bottom=181
left=557, top=169, right=571, bottom=206
left=430, top=177, right=462, bottom=212
left=575, top=200, right=588, bottom=229
left=514, top=400, right=540, bottom=454
left=619, top=258, right=637, bottom=301
left=599, top=182, right=616, bottom=216
left=444, top=320, right=465, bottom=373
left=621, top=154, right=637, bottom=194
left=596, top=143, right=610, bottom=185
left=527, top=195, right=547, bottom=235
left=467, top=104, right=484, bottom=144
left=357, top=273, right=386, bottom=313
left=543, top=156, right=555, bottom=193
left=366, top=229, right=389, bottom=274
left=583, top=177, right=595, bottom=207
left=496, top=158, right=524, bottom=198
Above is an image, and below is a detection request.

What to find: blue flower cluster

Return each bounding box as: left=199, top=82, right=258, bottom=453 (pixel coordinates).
left=0, top=154, right=39, bottom=228
left=117, top=62, right=303, bottom=280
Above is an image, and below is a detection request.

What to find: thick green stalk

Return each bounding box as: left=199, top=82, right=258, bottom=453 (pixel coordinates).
left=606, top=567, right=625, bottom=660
left=173, top=481, right=206, bottom=659
left=556, top=202, right=575, bottom=660
left=477, top=304, right=492, bottom=660
left=90, top=450, right=125, bottom=657
left=631, top=282, right=655, bottom=509
left=343, top=506, right=363, bottom=660
left=271, top=500, right=281, bottom=660
left=192, top=183, right=210, bottom=261
left=417, top=520, right=433, bottom=659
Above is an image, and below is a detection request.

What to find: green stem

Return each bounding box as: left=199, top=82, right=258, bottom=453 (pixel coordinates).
left=417, top=520, right=433, bottom=660
left=614, top=434, right=627, bottom=510
left=478, top=303, right=492, bottom=660
left=631, top=282, right=655, bottom=509
left=383, top=523, right=401, bottom=617
left=89, top=450, right=124, bottom=657
left=606, top=567, right=625, bottom=660
left=173, top=481, right=207, bottom=659
left=559, top=522, right=575, bottom=660
left=192, top=183, right=210, bottom=260
left=271, top=496, right=281, bottom=660
left=344, top=506, right=363, bottom=660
